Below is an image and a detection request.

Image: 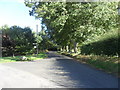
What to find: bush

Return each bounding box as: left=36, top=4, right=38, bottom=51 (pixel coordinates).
left=81, top=30, right=119, bottom=56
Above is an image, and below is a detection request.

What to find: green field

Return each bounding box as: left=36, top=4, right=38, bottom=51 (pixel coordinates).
left=0, top=53, right=47, bottom=63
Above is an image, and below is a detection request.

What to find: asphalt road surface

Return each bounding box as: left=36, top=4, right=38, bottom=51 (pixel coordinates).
left=0, top=51, right=118, bottom=88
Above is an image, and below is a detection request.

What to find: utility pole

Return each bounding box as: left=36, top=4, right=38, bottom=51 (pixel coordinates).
left=36, top=25, right=39, bottom=55
left=0, top=30, right=2, bottom=57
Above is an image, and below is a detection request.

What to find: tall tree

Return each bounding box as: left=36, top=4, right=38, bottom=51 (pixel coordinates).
left=25, top=1, right=118, bottom=53
left=1, top=25, right=36, bottom=56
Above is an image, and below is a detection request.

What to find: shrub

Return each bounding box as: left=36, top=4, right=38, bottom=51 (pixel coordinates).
left=81, top=30, right=119, bottom=56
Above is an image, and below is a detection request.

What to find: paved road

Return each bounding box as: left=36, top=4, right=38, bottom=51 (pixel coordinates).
left=0, top=51, right=118, bottom=88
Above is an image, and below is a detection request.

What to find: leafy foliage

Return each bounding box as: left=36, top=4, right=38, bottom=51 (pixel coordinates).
left=1, top=25, right=36, bottom=56
left=25, top=1, right=118, bottom=55
left=81, top=30, right=119, bottom=56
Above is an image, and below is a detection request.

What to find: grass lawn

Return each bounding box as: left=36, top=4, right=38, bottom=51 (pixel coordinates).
left=0, top=52, right=47, bottom=63
left=58, top=51, right=119, bottom=77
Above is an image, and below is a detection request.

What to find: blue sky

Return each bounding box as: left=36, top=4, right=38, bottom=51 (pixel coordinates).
left=0, top=0, right=41, bottom=32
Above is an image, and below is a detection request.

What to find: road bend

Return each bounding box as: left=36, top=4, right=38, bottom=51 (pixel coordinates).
left=0, top=51, right=118, bottom=88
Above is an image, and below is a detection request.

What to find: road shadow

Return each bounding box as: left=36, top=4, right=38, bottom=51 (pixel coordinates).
left=45, top=52, right=118, bottom=88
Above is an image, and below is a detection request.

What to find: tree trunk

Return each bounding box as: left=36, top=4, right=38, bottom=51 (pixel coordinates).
left=64, top=46, right=67, bottom=52
left=68, top=44, right=71, bottom=53
left=73, top=42, right=78, bottom=53
left=13, top=53, right=15, bottom=57
left=66, top=46, right=69, bottom=52
left=60, top=47, right=63, bottom=52
left=62, top=46, right=65, bottom=52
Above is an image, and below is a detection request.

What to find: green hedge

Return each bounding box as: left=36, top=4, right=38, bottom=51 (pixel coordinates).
left=81, top=30, right=119, bottom=56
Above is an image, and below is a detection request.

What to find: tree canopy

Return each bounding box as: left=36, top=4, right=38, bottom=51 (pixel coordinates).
left=2, top=2, right=118, bottom=57
left=25, top=1, right=118, bottom=54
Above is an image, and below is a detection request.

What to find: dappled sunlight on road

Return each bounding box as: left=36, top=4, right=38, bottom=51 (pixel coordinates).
left=0, top=51, right=118, bottom=88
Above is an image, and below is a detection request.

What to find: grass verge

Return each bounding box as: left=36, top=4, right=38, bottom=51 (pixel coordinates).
left=0, top=52, right=47, bottom=63
left=58, top=51, right=119, bottom=77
